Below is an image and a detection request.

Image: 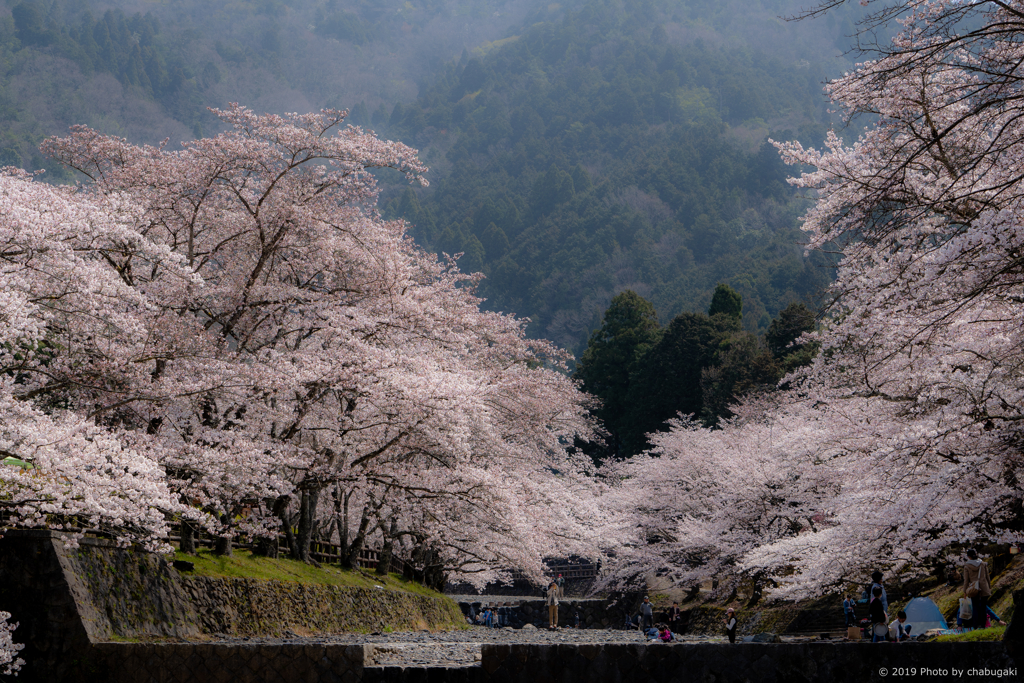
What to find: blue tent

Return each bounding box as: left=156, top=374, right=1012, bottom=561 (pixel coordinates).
left=902, top=597, right=948, bottom=633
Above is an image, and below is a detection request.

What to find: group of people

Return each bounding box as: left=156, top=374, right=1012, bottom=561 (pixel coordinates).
left=468, top=603, right=514, bottom=628
left=624, top=596, right=676, bottom=641
left=844, top=549, right=1002, bottom=643
left=846, top=571, right=924, bottom=642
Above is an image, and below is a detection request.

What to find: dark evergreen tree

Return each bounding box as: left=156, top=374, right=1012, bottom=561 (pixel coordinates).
left=765, top=302, right=816, bottom=358
left=622, top=311, right=736, bottom=454
left=708, top=283, right=743, bottom=320
left=574, top=290, right=660, bottom=459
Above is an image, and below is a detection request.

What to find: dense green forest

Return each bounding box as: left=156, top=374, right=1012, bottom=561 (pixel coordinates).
left=576, top=286, right=816, bottom=459
left=0, top=0, right=869, bottom=356
left=378, top=0, right=867, bottom=353
left=0, top=0, right=552, bottom=175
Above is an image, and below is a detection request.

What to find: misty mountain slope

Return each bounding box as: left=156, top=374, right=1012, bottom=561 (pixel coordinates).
left=377, top=0, right=868, bottom=353
left=0, top=0, right=553, bottom=174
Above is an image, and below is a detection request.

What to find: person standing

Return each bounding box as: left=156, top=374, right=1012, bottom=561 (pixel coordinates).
left=640, top=596, right=654, bottom=632
left=843, top=595, right=856, bottom=627
left=725, top=608, right=738, bottom=643
left=668, top=601, right=682, bottom=632
left=962, top=549, right=992, bottom=629
left=557, top=573, right=565, bottom=598
left=547, top=581, right=560, bottom=630
left=869, top=586, right=888, bottom=643
left=868, top=570, right=889, bottom=614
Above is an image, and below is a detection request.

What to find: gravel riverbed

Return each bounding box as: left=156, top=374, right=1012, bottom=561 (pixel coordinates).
left=204, top=626, right=743, bottom=668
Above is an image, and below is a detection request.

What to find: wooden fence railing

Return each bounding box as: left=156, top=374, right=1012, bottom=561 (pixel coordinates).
left=163, top=530, right=409, bottom=574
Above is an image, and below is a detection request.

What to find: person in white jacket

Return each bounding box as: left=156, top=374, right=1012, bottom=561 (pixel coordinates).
left=546, top=581, right=559, bottom=630
left=725, top=608, right=738, bottom=643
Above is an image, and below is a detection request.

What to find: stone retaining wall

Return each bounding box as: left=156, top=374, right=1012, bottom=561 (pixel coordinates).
left=0, top=531, right=462, bottom=682
left=181, top=577, right=463, bottom=635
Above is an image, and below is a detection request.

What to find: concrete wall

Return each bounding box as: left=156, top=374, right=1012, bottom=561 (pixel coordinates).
left=90, top=642, right=368, bottom=683
left=61, top=641, right=1024, bottom=683
left=477, top=642, right=1018, bottom=683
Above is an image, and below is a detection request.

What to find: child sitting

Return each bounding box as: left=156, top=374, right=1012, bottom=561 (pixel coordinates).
left=890, top=610, right=912, bottom=642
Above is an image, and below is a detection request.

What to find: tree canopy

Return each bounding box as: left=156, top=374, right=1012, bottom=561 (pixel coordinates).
left=577, top=287, right=816, bottom=459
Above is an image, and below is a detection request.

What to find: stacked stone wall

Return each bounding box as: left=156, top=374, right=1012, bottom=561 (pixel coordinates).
left=180, top=577, right=464, bottom=635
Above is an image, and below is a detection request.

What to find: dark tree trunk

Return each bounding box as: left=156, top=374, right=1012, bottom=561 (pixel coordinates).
left=376, top=518, right=397, bottom=576
left=422, top=546, right=447, bottom=591
left=336, top=485, right=350, bottom=557
left=253, top=536, right=278, bottom=558
left=278, top=502, right=299, bottom=560
left=180, top=520, right=197, bottom=555
left=254, top=496, right=288, bottom=558
left=341, top=504, right=372, bottom=569
left=295, top=486, right=320, bottom=563
left=213, top=535, right=232, bottom=556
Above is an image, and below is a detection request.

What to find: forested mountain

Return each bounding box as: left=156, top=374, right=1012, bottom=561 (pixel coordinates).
left=0, top=0, right=550, bottom=175
left=378, top=0, right=870, bottom=353
left=0, top=0, right=866, bottom=354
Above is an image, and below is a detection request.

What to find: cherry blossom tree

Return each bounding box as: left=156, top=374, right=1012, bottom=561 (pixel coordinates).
left=0, top=170, right=187, bottom=549
left=596, top=397, right=841, bottom=597
left=0, top=611, right=23, bottom=677
left=768, top=0, right=1024, bottom=584
left=31, top=104, right=602, bottom=581
left=602, top=0, right=1024, bottom=599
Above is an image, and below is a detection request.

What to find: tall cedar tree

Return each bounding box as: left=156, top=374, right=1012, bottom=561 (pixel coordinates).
left=574, top=290, right=660, bottom=459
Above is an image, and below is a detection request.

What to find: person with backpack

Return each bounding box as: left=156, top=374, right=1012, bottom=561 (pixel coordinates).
left=869, top=585, right=888, bottom=643
left=962, top=549, right=992, bottom=629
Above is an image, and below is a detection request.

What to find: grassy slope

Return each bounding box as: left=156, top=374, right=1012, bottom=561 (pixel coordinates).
left=935, top=626, right=1006, bottom=643
left=894, top=554, right=1024, bottom=629
left=173, top=548, right=447, bottom=599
